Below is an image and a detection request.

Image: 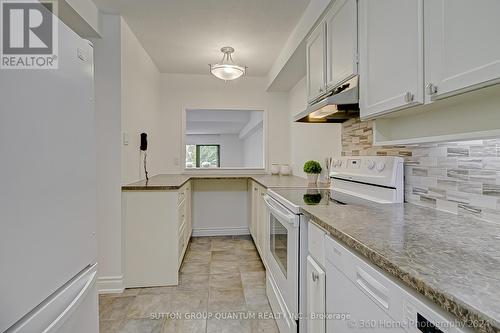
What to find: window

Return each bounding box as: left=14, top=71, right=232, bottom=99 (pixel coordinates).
left=185, top=109, right=264, bottom=169
left=185, top=144, right=220, bottom=168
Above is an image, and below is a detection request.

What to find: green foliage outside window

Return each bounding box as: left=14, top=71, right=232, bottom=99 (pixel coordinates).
left=186, top=144, right=220, bottom=168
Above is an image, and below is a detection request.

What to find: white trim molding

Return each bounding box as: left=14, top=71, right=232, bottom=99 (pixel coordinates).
left=97, top=275, right=124, bottom=294
left=192, top=227, right=250, bottom=237
left=181, top=106, right=269, bottom=171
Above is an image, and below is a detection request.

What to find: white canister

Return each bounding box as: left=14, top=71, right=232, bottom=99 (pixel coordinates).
left=270, top=164, right=280, bottom=175
left=280, top=164, right=291, bottom=176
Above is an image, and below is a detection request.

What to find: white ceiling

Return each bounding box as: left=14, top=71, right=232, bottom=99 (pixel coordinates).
left=186, top=109, right=260, bottom=135
left=93, top=0, right=311, bottom=75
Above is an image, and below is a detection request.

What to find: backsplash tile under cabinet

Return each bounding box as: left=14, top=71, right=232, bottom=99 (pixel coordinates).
left=342, top=118, right=500, bottom=224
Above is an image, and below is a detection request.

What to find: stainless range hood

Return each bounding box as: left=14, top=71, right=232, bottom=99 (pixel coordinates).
left=294, top=76, right=359, bottom=123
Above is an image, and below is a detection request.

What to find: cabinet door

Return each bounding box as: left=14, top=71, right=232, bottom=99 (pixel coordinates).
left=258, top=186, right=268, bottom=264
left=359, top=0, right=424, bottom=119
left=185, top=182, right=192, bottom=236
left=307, top=256, right=326, bottom=333
left=307, top=22, right=327, bottom=103
left=325, top=0, right=358, bottom=89
left=247, top=179, right=253, bottom=234
left=425, top=0, right=500, bottom=103
left=251, top=182, right=259, bottom=244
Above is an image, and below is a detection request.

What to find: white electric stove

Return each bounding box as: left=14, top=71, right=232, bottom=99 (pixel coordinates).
left=264, top=156, right=404, bottom=333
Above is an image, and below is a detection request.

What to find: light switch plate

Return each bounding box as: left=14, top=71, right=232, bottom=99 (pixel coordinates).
left=77, top=48, right=86, bottom=61
left=123, top=132, right=129, bottom=146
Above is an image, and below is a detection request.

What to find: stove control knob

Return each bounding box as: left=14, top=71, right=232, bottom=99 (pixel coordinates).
left=376, top=162, right=386, bottom=172
left=367, top=160, right=375, bottom=170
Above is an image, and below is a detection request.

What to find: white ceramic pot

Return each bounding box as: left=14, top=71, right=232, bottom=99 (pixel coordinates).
left=280, top=164, right=291, bottom=176
left=307, top=173, right=319, bottom=184
left=270, top=164, right=280, bottom=175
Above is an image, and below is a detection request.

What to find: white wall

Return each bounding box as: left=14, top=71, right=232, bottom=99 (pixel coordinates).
left=93, top=15, right=162, bottom=292
left=121, top=19, right=162, bottom=184
left=220, top=134, right=245, bottom=167
left=243, top=125, right=264, bottom=168
left=186, top=134, right=245, bottom=167
left=192, top=179, right=249, bottom=236
left=159, top=74, right=290, bottom=173
left=288, top=77, right=342, bottom=178
left=92, top=14, right=123, bottom=292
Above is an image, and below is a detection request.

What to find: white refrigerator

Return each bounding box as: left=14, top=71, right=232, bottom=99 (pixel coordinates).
left=0, top=12, right=99, bottom=333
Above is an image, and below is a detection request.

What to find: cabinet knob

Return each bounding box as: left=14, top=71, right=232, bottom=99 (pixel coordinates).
left=404, top=92, right=414, bottom=103
left=312, top=271, right=319, bottom=282
left=425, top=83, right=438, bottom=95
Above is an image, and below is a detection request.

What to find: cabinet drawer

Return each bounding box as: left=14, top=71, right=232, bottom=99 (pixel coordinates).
left=178, top=191, right=186, bottom=206
left=308, top=221, right=326, bottom=267
left=184, top=221, right=191, bottom=244
left=325, top=235, right=469, bottom=333
left=178, top=203, right=186, bottom=231
left=178, top=181, right=190, bottom=206
left=325, top=235, right=404, bottom=320
left=178, top=223, right=187, bottom=263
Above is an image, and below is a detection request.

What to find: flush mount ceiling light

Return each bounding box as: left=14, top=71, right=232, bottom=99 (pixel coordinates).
left=209, top=46, right=247, bottom=81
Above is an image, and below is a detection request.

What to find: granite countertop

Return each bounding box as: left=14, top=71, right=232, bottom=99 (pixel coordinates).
left=271, top=189, right=500, bottom=333
left=121, top=173, right=320, bottom=191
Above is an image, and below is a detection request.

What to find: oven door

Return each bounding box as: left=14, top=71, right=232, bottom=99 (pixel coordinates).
left=263, top=194, right=300, bottom=315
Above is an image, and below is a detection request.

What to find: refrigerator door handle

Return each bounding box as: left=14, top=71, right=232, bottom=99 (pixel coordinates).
left=7, top=265, right=97, bottom=333
left=43, top=269, right=97, bottom=333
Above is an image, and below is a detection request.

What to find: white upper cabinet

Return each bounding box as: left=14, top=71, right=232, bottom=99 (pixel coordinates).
left=424, top=0, right=500, bottom=103
left=359, top=0, right=424, bottom=119
left=306, top=23, right=327, bottom=103
left=325, top=0, right=358, bottom=89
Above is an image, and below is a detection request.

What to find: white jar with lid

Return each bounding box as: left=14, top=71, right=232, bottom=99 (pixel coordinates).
left=270, top=164, right=280, bottom=175
left=280, top=164, right=291, bottom=176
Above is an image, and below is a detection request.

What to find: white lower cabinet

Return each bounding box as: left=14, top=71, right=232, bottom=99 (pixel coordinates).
left=250, top=181, right=259, bottom=243
left=306, top=222, right=327, bottom=333
left=307, top=256, right=326, bottom=333
left=257, top=185, right=268, bottom=266
left=326, top=261, right=397, bottom=332
left=123, top=181, right=192, bottom=288
left=249, top=180, right=268, bottom=267
left=324, top=234, right=471, bottom=333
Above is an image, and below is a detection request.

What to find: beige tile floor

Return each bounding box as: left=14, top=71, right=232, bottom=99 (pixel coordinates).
left=99, top=235, right=279, bottom=333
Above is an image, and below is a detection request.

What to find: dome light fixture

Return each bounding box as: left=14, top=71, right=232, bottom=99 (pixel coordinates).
left=209, top=46, right=247, bottom=81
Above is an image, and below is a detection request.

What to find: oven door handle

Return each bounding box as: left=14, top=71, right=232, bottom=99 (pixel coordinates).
left=263, top=194, right=299, bottom=227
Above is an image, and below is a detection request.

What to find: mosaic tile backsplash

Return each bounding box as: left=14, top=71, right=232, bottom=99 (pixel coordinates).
left=342, top=118, right=500, bottom=224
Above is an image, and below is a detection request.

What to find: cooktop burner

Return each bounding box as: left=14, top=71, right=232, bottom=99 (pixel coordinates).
left=268, top=187, right=381, bottom=214
left=268, top=187, right=353, bottom=208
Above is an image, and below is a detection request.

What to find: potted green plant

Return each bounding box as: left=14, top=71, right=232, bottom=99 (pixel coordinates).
left=303, top=193, right=322, bottom=205
left=303, top=160, right=322, bottom=184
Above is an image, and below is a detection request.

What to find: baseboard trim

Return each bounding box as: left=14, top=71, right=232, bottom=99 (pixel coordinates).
left=97, top=275, right=124, bottom=294
left=192, top=227, right=250, bottom=237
